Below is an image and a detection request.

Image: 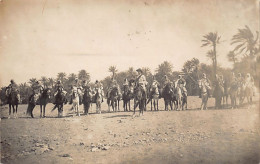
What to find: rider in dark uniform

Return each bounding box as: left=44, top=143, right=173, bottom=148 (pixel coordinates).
left=29, top=80, right=43, bottom=103
left=6, top=79, right=20, bottom=103
left=52, top=80, right=65, bottom=110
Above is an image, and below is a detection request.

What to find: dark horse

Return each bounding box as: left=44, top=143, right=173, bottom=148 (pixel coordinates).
left=5, top=88, right=19, bottom=118
left=39, top=88, right=51, bottom=117
left=147, top=84, right=160, bottom=111
left=26, top=88, right=51, bottom=118
left=107, top=87, right=120, bottom=112
left=82, top=87, right=92, bottom=115
left=162, top=83, right=175, bottom=111
left=53, top=89, right=67, bottom=117
left=133, top=85, right=146, bottom=117
left=122, top=85, right=134, bottom=112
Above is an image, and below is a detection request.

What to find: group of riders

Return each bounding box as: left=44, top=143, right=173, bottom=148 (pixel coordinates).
left=5, top=68, right=256, bottom=117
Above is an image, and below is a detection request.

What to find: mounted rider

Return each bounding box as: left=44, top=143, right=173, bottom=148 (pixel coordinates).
left=53, top=80, right=66, bottom=99
left=175, top=74, right=187, bottom=96
left=70, top=78, right=83, bottom=104
left=6, top=79, right=20, bottom=103
left=150, top=76, right=160, bottom=95
left=135, top=68, right=148, bottom=96
left=199, top=73, right=211, bottom=97
left=244, top=73, right=254, bottom=87
left=107, top=77, right=121, bottom=99
left=94, top=80, right=104, bottom=102
left=29, top=80, right=43, bottom=103
left=244, top=73, right=255, bottom=96
left=236, top=73, right=244, bottom=88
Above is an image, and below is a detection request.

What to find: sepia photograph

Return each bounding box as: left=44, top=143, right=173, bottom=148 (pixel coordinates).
left=0, top=0, right=259, bottom=163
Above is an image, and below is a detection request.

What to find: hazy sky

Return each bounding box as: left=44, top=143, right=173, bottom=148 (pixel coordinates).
left=0, top=0, right=259, bottom=86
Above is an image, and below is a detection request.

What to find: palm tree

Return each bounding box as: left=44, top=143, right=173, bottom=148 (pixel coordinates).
left=28, top=78, right=37, bottom=86
left=67, top=73, right=77, bottom=87
left=57, top=72, right=67, bottom=84
left=206, top=50, right=215, bottom=66
left=40, top=76, right=48, bottom=88
left=127, top=67, right=137, bottom=79
left=78, top=69, right=90, bottom=82
left=227, top=51, right=238, bottom=66
left=108, top=66, right=118, bottom=79
left=201, top=32, right=221, bottom=79
left=231, top=25, right=259, bottom=57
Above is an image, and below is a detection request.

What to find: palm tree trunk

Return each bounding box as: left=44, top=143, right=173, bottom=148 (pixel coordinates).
left=213, top=43, right=217, bottom=81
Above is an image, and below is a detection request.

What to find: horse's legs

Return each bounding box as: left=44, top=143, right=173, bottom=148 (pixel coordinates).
left=15, top=104, right=18, bottom=118
left=8, top=104, right=12, bottom=118
left=40, top=105, right=42, bottom=118
left=118, top=100, right=120, bottom=111
left=12, top=105, right=15, bottom=118
left=129, top=100, right=131, bottom=111
left=151, top=100, right=153, bottom=111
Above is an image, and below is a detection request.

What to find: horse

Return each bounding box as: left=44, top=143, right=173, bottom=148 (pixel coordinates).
left=82, top=87, right=92, bottom=115
left=71, top=90, right=80, bottom=116
left=39, top=88, right=51, bottom=118
left=182, top=91, right=187, bottom=110
left=26, top=88, right=51, bottom=118
left=122, top=85, right=133, bottom=112
left=5, top=88, right=19, bottom=118
left=147, top=84, right=160, bottom=111
left=199, top=80, right=210, bottom=110
left=162, top=83, right=174, bottom=111
left=229, top=82, right=238, bottom=109
left=213, top=81, right=224, bottom=109
left=51, top=88, right=67, bottom=118
left=175, top=85, right=183, bottom=111
left=94, top=88, right=102, bottom=114
left=243, top=83, right=254, bottom=106
left=107, top=87, right=120, bottom=112
left=26, top=92, right=41, bottom=118
left=222, top=80, right=229, bottom=108
left=133, top=85, right=146, bottom=117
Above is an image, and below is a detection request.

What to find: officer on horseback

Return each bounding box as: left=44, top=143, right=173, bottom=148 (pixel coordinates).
left=52, top=80, right=67, bottom=110
left=163, top=75, right=170, bottom=87
left=94, top=80, right=104, bottom=102
left=135, top=68, right=148, bottom=95
left=6, top=79, right=20, bottom=103
left=70, top=78, right=83, bottom=103
left=151, top=76, right=160, bottom=95
left=199, top=73, right=211, bottom=97
left=175, top=74, right=187, bottom=96
left=29, top=80, right=43, bottom=103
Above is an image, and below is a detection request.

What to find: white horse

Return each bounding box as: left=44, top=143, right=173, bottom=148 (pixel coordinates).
left=71, top=89, right=80, bottom=116
left=199, top=80, right=211, bottom=110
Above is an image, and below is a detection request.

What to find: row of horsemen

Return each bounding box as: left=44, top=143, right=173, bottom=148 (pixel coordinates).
left=5, top=69, right=256, bottom=117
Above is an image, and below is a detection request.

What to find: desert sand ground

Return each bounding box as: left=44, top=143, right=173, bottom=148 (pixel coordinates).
left=1, top=96, right=260, bottom=164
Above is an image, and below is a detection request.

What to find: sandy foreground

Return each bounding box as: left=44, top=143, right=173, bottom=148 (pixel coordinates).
left=1, top=96, right=260, bottom=164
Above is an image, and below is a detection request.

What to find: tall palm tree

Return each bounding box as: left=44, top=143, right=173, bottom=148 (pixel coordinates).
left=231, top=25, right=259, bottom=57
left=201, top=32, right=221, bottom=79
left=227, top=51, right=238, bottom=66
left=206, top=50, right=215, bottom=66
left=108, top=66, right=118, bottom=79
